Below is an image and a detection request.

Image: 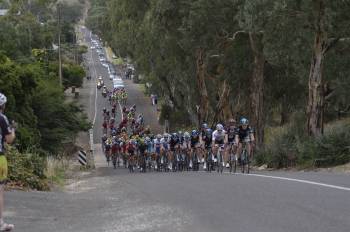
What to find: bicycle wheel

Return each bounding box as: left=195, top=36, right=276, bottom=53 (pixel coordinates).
left=246, top=153, right=250, bottom=174
left=233, top=156, right=237, bottom=173
left=241, top=150, right=246, bottom=173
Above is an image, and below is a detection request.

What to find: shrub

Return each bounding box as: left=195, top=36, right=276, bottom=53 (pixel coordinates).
left=257, top=117, right=350, bottom=169
left=6, top=147, right=49, bottom=191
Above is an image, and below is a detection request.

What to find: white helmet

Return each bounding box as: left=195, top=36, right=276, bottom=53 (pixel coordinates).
left=216, top=124, right=224, bottom=131
left=0, top=93, right=7, bottom=106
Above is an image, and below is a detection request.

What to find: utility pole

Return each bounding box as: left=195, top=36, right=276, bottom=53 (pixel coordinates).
left=57, top=2, right=63, bottom=86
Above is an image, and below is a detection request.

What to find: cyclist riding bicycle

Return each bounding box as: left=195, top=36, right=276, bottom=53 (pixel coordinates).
left=190, top=130, right=201, bottom=170
left=225, top=118, right=238, bottom=167
left=235, top=118, right=255, bottom=164
left=212, top=124, right=227, bottom=171
left=202, top=128, right=213, bottom=168
left=153, top=134, right=163, bottom=171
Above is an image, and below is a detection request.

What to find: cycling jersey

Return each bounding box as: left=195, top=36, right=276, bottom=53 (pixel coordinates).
left=111, top=142, right=119, bottom=153
left=202, top=131, right=212, bottom=148
left=161, top=138, right=170, bottom=151
left=138, top=143, right=147, bottom=155
left=191, top=135, right=200, bottom=148
left=212, top=130, right=226, bottom=144
left=146, top=141, right=153, bottom=153
left=169, top=137, right=179, bottom=151
left=153, top=138, right=162, bottom=154
left=226, top=126, right=236, bottom=143
left=0, top=113, right=11, bottom=154
left=182, top=138, right=191, bottom=149
left=237, top=126, right=254, bottom=142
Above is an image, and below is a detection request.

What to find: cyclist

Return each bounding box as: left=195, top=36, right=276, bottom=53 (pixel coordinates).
left=202, top=127, right=213, bottom=170
left=160, top=133, right=171, bottom=171
left=145, top=136, right=153, bottom=170
left=111, top=136, right=120, bottom=168
left=182, top=132, right=191, bottom=170
left=190, top=130, right=201, bottom=171
left=105, top=137, right=112, bottom=164
left=127, top=139, right=136, bottom=172
left=170, top=133, right=180, bottom=171
left=153, top=134, right=162, bottom=171
left=138, top=138, right=148, bottom=172
left=212, top=124, right=227, bottom=172
left=235, top=118, right=255, bottom=164
left=101, top=134, right=107, bottom=152
left=225, top=118, right=237, bottom=167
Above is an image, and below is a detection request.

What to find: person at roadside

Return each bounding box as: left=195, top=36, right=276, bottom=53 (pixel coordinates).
left=0, top=93, right=15, bottom=231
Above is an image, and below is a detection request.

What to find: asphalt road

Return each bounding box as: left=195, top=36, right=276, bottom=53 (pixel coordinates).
left=5, top=27, right=350, bottom=232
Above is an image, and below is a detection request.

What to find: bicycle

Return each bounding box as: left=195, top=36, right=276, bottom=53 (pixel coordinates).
left=111, top=152, right=118, bottom=169
left=128, top=153, right=135, bottom=173
left=228, top=143, right=237, bottom=173
left=192, top=147, right=200, bottom=171
left=240, top=142, right=250, bottom=174
left=206, top=148, right=214, bottom=172
left=216, top=145, right=225, bottom=173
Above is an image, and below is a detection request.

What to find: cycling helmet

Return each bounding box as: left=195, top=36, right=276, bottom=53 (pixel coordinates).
left=216, top=124, right=224, bottom=131
left=228, top=118, right=236, bottom=124
left=163, top=133, right=170, bottom=139
left=184, top=132, right=190, bottom=138
left=172, top=133, right=178, bottom=138
left=156, top=134, right=162, bottom=139
left=0, top=93, right=7, bottom=106
left=103, top=107, right=106, bottom=112
left=240, top=118, right=249, bottom=125
left=191, top=130, right=198, bottom=136
left=145, top=137, right=151, bottom=143
left=178, top=130, right=183, bottom=136
left=202, top=123, right=208, bottom=129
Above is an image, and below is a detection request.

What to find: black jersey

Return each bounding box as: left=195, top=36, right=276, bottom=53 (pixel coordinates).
left=226, top=126, right=236, bottom=143
left=237, top=126, right=254, bottom=142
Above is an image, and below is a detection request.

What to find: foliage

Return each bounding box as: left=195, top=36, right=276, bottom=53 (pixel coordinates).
left=62, top=63, right=85, bottom=88
left=257, top=117, right=350, bottom=168
left=0, top=0, right=89, bottom=156
left=6, top=147, right=49, bottom=191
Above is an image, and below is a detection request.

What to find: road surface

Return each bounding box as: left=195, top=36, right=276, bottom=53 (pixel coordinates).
left=5, top=27, right=350, bottom=232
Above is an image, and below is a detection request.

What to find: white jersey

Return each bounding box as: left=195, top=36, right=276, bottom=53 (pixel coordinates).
left=212, top=130, right=226, bottom=143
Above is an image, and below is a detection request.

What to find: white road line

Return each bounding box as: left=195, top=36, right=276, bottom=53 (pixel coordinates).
left=238, top=173, right=350, bottom=192
left=90, top=42, right=98, bottom=127
left=197, top=170, right=350, bottom=192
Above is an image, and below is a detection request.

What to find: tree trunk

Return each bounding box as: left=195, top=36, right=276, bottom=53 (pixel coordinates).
left=196, top=48, right=210, bottom=127
left=211, top=80, right=231, bottom=127
left=249, top=32, right=265, bottom=148
left=307, top=0, right=327, bottom=137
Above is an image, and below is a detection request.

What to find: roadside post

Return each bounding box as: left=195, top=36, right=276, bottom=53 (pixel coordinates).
left=89, top=128, right=95, bottom=168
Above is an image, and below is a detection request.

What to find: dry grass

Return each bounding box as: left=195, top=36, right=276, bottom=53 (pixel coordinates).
left=45, top=156, right=71, bottom=187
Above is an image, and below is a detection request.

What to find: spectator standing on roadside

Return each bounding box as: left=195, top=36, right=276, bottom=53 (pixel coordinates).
left=0, top=93, right=15, bottom=231
left=151, top=94, right=155, bottom=105
left=154, top=94, right=158, bottom=105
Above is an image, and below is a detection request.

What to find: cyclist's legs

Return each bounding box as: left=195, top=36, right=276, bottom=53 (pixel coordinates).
left=236, top=142, right=243, bottom=160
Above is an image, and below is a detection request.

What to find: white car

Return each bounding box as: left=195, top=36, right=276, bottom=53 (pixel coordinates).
left=90, top=46, right=95, bottom=49
left=101, top=62, right=108, bottom=68
left=113, top=84, right=125, bottom=89
left=109, top=74, right=116, bottom=80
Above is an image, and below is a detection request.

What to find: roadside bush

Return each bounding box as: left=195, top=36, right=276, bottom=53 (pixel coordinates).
left=257, top=117, right=350, bottom=169
left=6, top=147, right=49, bottom=191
